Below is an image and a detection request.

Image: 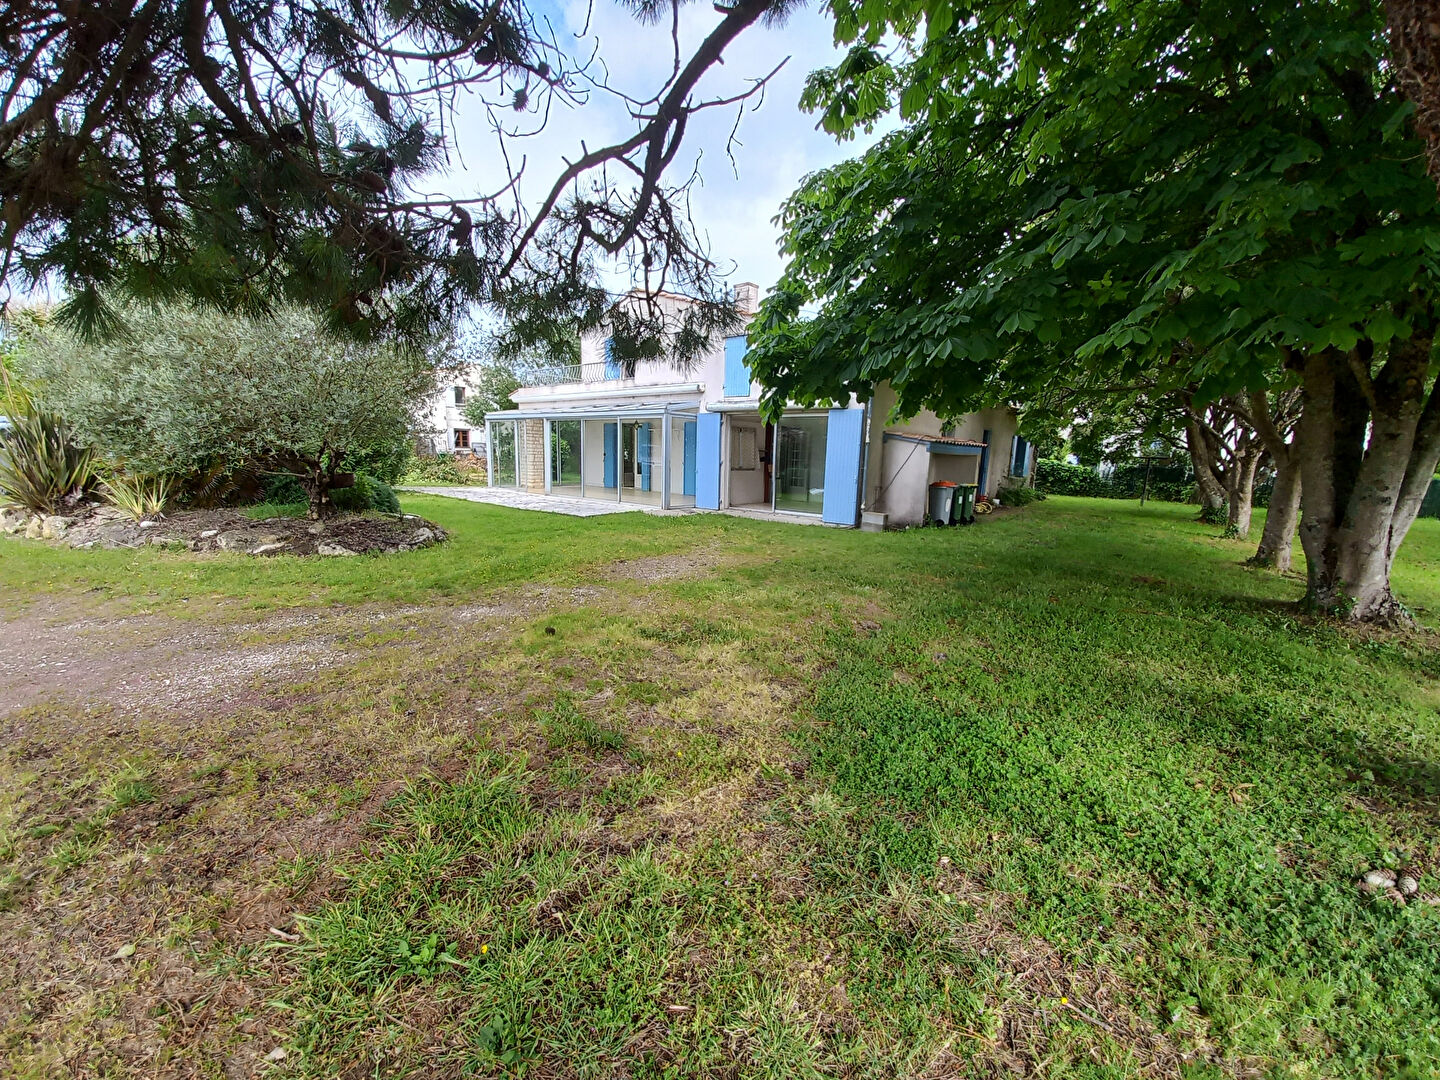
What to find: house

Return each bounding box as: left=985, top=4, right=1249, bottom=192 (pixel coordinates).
left=418, top=377, right=485, bottom=456
left=481, top=283, right=1032, bottom=527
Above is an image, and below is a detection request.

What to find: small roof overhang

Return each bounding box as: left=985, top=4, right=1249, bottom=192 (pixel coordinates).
left=883, top=432, right=987, bottom=456
left=485, top=401, right=701, bottom=422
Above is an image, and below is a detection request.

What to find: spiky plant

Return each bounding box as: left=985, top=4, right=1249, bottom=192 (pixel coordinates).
left=102, top=472, right=174, bottom=521
left=0, top=405, right=96, bottom=514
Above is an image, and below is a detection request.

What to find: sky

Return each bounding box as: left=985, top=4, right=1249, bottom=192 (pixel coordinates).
left=442, top=0, right=887, bottom=298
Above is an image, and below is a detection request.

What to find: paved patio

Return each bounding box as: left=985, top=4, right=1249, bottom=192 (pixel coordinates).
left=399, top=486, right=684, bottom=518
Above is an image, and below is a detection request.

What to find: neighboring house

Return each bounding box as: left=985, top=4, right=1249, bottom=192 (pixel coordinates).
left=482, top=282, right=1032, bottom=527
left=418, top=377, right=485, bottom=456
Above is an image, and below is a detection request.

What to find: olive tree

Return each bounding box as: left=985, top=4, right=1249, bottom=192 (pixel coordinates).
left=19, top=301, right=435, bottom=517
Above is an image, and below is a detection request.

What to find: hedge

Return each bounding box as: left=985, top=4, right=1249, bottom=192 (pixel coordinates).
left=1034, top=458, right=1279, bottom=508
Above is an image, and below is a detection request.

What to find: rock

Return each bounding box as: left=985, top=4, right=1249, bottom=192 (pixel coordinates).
left=41, top=515, right=73, bottom=539
left=199, top=529, right=219, bottom=539
left=0, top=509, right=29, bottom=534
left=307, top=522, right=325, bottom=535
left=1384, top=887, right=1407, bottom=906
left=24, top=517, right=44, bottom=539
left=316, top=542, right=358, bottom=557
left=216, top=533, right=250, bottom=552
left=139, top=520, right=157, bottom=528
left=250, top=542, right=288, bottom=555
left=1363, top=869, right=1397, bottom=890
left=1399, top=875, right=1420, bottom=897
left=265, top=1046, right=287, bottom=1062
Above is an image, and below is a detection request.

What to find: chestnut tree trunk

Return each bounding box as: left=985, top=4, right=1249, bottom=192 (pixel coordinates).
left=1252, top=457, right=1302, bottom=572
left=1293, top=329, right=1440, bottom=626
left=1184, top=415, right=1227, bottom=517
left=1224, top=440, right=1264, bottom=538
left=1242, top=388, right=1304, bottom=573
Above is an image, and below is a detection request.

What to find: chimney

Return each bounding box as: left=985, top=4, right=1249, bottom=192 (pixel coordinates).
left=732, top=281, right=759, bottom=314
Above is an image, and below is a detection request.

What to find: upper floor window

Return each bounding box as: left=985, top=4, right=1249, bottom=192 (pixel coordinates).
left=1010, top=435, right=1030, bottom=476
left=603, top=337, right=622, bottom=380
left=453, top=385, right=466, bottom=405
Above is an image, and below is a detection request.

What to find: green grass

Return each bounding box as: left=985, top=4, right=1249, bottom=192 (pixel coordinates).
left=0, top=494, right=761, bottom=610
left=2, top=495, right=1438, bottom=1077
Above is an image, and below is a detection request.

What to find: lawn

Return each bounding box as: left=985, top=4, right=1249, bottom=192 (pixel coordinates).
left=1, top=495, right=1438, bottom=1078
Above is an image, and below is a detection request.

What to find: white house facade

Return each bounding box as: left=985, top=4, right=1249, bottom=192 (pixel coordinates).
left=481, top=283, right=1032, bottom=528
left=419, top=376, right=485, bottom=456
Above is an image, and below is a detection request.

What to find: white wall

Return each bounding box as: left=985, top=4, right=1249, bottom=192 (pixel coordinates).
left=581, top=421, right=612, bottom=488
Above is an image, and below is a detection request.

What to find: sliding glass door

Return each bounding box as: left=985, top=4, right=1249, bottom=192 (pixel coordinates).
left=774, top=415, right=827, bottom=514
left=549, top=419, right=582, bottom=497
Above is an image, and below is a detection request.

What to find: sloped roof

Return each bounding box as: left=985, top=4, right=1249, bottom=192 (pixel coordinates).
left=885, top=431, right=988, bottom=448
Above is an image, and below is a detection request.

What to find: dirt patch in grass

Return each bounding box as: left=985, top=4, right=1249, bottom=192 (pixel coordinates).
left=601, top=546, right=725, bottom=582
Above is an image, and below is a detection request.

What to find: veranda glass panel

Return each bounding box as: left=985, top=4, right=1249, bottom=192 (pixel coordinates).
left=516, top=419, right=546, bottom=492
left=581, top=419, right=618, bottom=499
left=774, top=415, right=827, bottom=514
left=620, top=419, right=663, bottom=505
left=668, top=414, right=697, bottom=508
left=550, top=419, right=583, bottom=497
left=490, top=421, right=517, bottom=487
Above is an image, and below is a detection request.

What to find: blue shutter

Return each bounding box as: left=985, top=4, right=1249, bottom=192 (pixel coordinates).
left=821, top=408, right=865, bottom=526
left=695, top=412, right=722, bottom=509
left=603, top=422, right=618, bottom=487
left=604, top=338, right=622, bottom=380
left=724, top=336, right=751, bottom=397
left=979, top=428, right=991, bottom=493
left=638, top=423, right=652, bottom=491
left=682, top=420, right=697, bottom=496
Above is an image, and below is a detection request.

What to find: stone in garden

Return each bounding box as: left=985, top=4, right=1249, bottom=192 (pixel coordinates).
left=1398, top=875, right=1420, bottom=897
left=250, top=542, right=288, bottom=555
left=1363, top=869, right=1396, bottom=889
left=316, top=543, right=358, bottom=556
left=25, top=517, right=43, bottom=539
left=199, top=529, right=219, bottom=539
left=41, top=515, right=72, bottom=539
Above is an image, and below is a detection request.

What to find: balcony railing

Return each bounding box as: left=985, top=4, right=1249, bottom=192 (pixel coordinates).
left=519, top=359, right=677, bottom=387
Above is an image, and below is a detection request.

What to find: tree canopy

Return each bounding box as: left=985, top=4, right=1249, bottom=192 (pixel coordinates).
left=749, top=0, right=1440, bottom=622
left=0, top=0, right=794, bottom=354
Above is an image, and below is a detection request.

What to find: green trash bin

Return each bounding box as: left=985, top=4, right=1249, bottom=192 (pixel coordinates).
left=928, top=481, right=957, bottom=525
left=955, top=484, right=978, bottom=524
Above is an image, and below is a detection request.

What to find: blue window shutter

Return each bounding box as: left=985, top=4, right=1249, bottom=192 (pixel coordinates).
left=821, top=408, right=865, bottom=526
left=603, top=422, right=618, bottom=487
left=979, top=428, right=991, bottom=492
left=638, top=424, right=652, bottom=491
left=695, top=412, right=722, bottom=509
left=683, top=420, right=697, bottom=496
left=724, top=336, right=751, bottom=397
left=604, top=338, right=621, bottom=380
